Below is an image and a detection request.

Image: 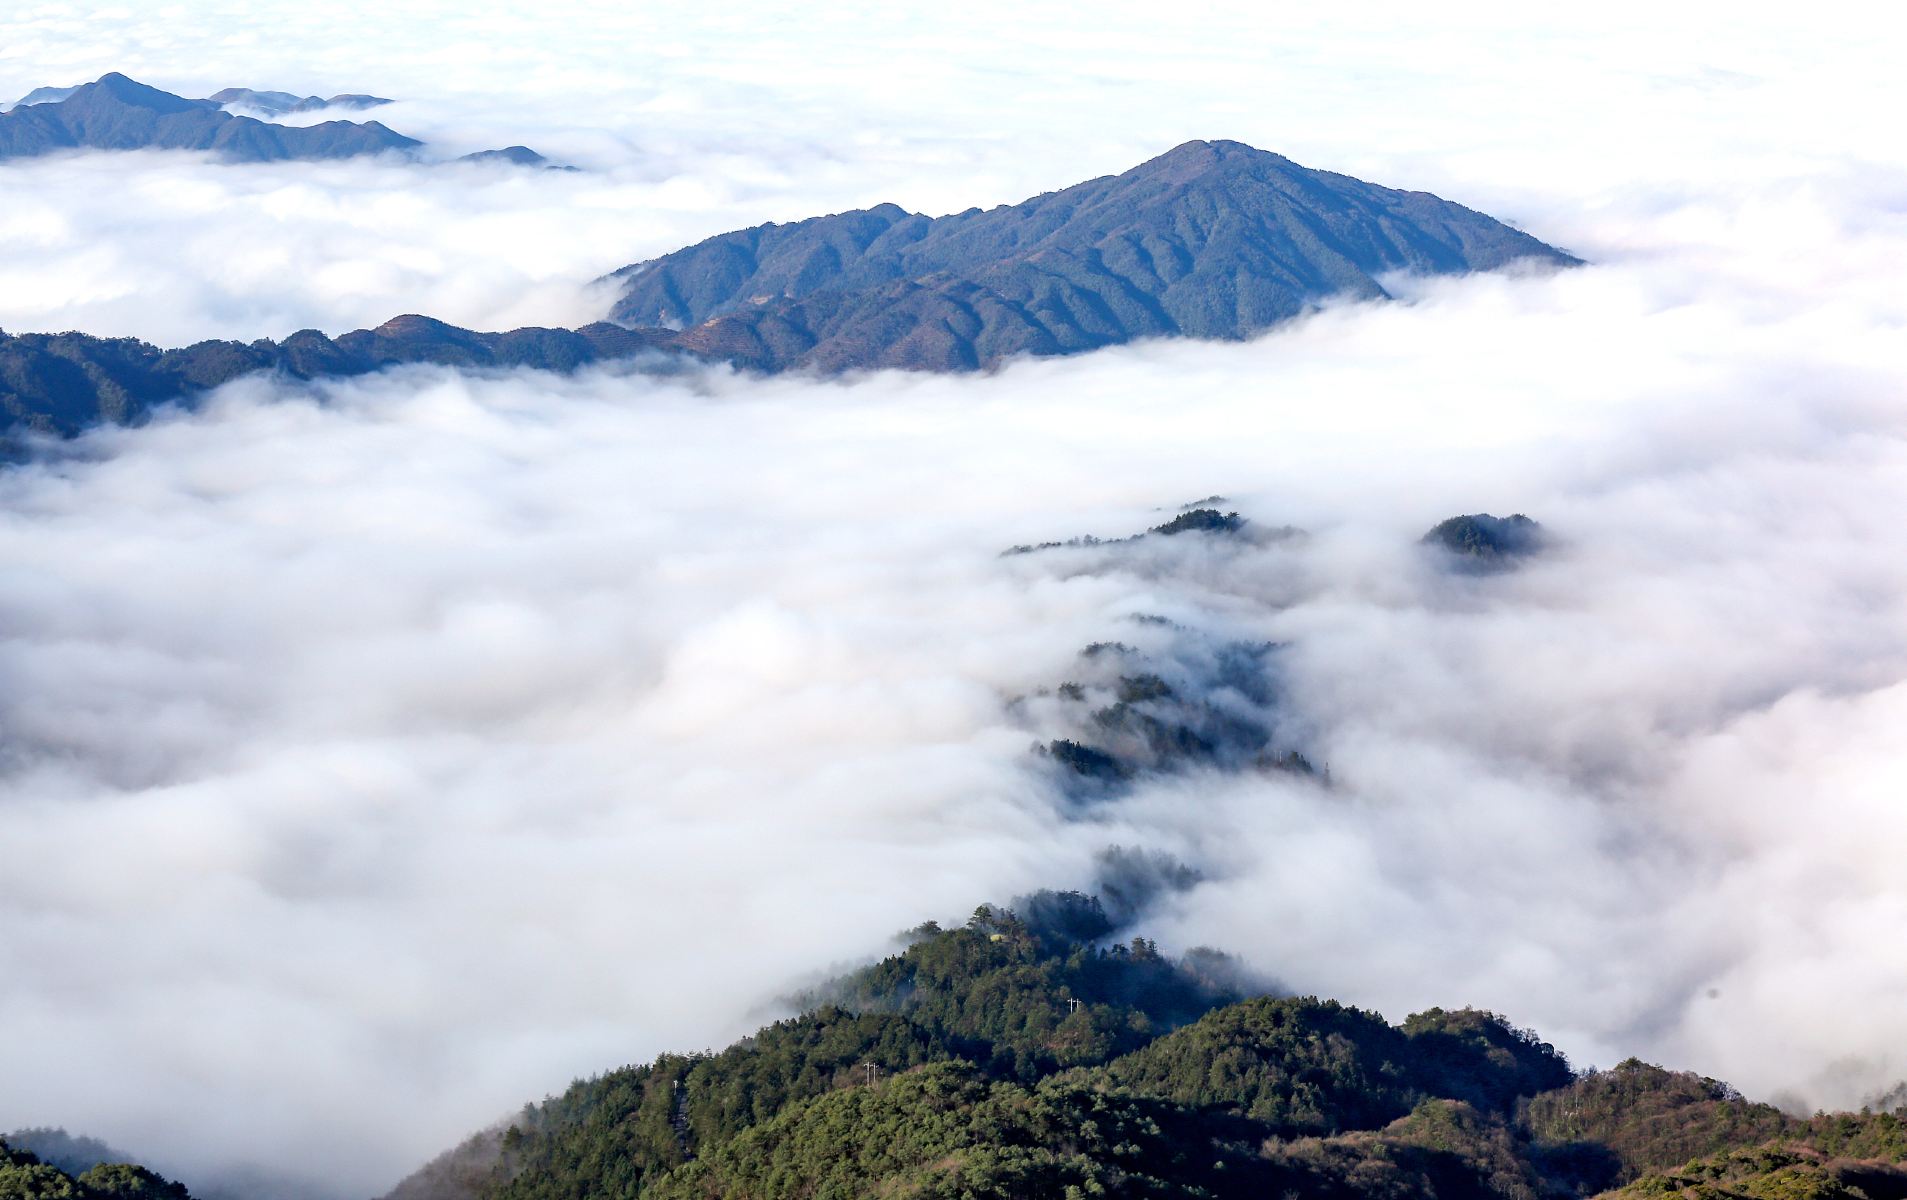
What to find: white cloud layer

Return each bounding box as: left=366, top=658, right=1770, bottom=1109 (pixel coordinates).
left=3, top=3, right=1907, bottom=1198
left=4, top=220, right=1906, bottom=1191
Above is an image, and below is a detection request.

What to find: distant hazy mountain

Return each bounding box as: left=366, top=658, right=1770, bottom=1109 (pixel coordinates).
left=7, top=83, right=391, bottom=115
left=0, top=139, right=1574, bottom=444
left=453, top=145, right=578, bottom=171
left=6, top=84, right=82, bottom=108
left=0, top=74, right=557, bottom=166
left=0, top=73, right=419, bottom=161
left=2, top=1128, right=131, bottom=1177
left=204, top=87, right=391, bottom=116
left=606, top=138, right=1578, bottom=371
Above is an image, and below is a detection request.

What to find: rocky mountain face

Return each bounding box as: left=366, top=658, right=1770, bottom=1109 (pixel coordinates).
left=0, top=138, right=1575, bottom=444
left=607, top=138, right=1577, bottom=371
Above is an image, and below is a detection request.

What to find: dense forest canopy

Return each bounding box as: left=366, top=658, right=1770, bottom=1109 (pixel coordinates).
left=0, top=1141, right=191, bottom=1200
left=363, top=890, right=1907, bottom=1200
left=10, top=889, right=1903, bottom=1200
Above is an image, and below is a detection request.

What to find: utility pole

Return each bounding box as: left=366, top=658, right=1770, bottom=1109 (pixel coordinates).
left=861, top=1060, right=880, bottom=1087
left=1066, top=997, right=1082, bottom=1014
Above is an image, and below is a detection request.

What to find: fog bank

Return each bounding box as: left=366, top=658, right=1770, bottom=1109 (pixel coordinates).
left=3, top=188, right=1906, bottom=1188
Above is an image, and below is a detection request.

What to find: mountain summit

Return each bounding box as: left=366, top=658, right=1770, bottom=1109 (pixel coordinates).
left=607, top=138, right=1577, bottom=371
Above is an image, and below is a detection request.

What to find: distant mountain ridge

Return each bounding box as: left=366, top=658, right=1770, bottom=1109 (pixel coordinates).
left=7, top=83, right=390, bottom=116
left=607, top=138, right=1577, bottom=371
left=0, top=73, right=419, bottom=161
left=6, top=82, right=394, bottom=115
left=0, top=139, right=1576, bottom=446
left=204, top=88, right=391, bottom=116
left=0, top=317, right=676, bottom=440
left=7, top=85, right=84, bottom=108
left=0, top=73, right=552, bottom=165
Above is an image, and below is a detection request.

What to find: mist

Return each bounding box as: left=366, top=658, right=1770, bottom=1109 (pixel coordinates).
left=3, top=186, right=1906, bottom=1188
left=5, top=2, right=1907, bottom=1197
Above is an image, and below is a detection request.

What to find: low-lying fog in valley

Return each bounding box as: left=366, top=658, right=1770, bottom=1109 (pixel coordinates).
left=3, top=3, right=1905, bottom=1196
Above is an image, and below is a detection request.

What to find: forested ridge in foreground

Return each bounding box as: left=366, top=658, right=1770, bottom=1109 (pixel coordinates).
left=372, top=891, right=1907, bottom=1200
left=9, top=889, right=1906, bottom=1200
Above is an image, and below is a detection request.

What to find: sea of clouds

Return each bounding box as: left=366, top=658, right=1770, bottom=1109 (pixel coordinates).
left=3, top=3, right=1907, bottom=1197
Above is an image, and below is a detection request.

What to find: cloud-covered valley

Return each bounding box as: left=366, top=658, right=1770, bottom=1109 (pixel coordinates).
left=4, top=4, right=1907, bottom=1198
left=5, top=215, right=1907, bottom=1191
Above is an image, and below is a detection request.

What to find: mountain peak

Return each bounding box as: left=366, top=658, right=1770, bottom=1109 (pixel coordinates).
left=1155, top=137, right=1253, bottom=159
left=606, top=138, right=1577, bottom=370
left=79, top=72, right=209, bottom=114
left=1148, top=137, right=1223, bottom=166
left=1136, top=138, right=1291, bottom=181
left=455, top=145, right=550, bottom=167
left=373, top=314, right=459, bottom=337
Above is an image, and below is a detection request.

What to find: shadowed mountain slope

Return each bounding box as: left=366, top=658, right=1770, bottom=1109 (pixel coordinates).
left=608, top=138, right=1577, bottom=371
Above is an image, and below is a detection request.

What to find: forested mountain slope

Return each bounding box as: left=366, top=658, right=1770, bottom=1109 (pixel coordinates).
left=609, top=138, right=1576, bottom=372
left=9, top=888, right=1904, bottom=1200
left=370, top=887, right=1905, bottom=1200
left=0, top=1139, right=193, bottom=1200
